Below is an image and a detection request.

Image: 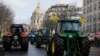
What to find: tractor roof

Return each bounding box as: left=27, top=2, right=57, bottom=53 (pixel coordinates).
left=11, top=24, right=23, bottom=28
left=38, top=29, right=50, bottom=31
left=58, top=19, right=80, bottom=23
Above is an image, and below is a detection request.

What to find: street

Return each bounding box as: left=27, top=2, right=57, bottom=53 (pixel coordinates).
left=4, top=44, right=100, bottom=56
left=5, top=44, right=46, bottom=56
left=1, top=0, right=100, bottom=56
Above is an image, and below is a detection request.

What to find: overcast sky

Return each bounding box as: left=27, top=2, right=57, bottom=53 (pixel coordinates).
left=1, top=0, right=83, bottom=24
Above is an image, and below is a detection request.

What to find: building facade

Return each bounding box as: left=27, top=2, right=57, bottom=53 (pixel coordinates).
left=82, top=0, right=100, bottom=34
left=43, top=4, right=82, bottom=30
left=30, top=3, right=44, bottom=30
left=44, top=4, right=82, bottom=20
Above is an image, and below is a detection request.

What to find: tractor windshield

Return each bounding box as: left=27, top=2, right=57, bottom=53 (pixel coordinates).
left=61, top=22, right=80, bottom=31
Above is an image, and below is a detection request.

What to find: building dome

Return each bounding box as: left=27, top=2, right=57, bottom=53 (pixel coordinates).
left=30, top=2, right=44, bottom=30
left=33, top=3, right=43, bottom=14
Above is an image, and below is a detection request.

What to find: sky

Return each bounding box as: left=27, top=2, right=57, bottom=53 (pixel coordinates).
left=1, top=0, right=83, bottom=24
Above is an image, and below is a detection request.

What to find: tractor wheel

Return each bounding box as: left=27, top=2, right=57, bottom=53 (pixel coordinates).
left=30, top=41, right=34, bottom=44
left=21, top=42, right=28, bottom=51
left=81, top=38, right=90, bottom=56
left=21, top=37, right=29, bottom=51
left=36, top=37, right=41, bottom=48
left=3, top=43, right=11, bottom=51
left=3, top=37, right=11, bottom=51
left=46, top=43, right=50, bottom=55
left=48, top=36, right=64, bottom=56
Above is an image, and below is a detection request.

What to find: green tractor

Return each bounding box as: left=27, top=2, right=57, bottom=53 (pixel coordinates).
left=35, top=29, right=51, bottom=48
left=46, top=19, right=90, bottom=56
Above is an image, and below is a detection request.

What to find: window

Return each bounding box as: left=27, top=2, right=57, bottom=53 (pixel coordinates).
left=96, top=14, right=99, bottom=21
left=52, top=8, right=56, bottom=11
left=99, top=2, right=100, bottom=9
left=90, top=0, right=92, bottom=2
left=58, top=12, right=61, bottom=15
left=87, top=16, right=90, bottom=22
left=99, top=23, right=100, bottom=31
left=87, top=7, right=89, bottom=13
left=93, top=14, right=96, bottom=21
left=99, top=13, right=100, bottom=20
left=90, top=6, right=92, bottom=12
left=90, top=15, right=92, bottom=22
left=94, top=4, right=97, bottom=10
left=37, top=19, right=39, bottom=23
left=61, top=22, right=80, bottom=31
left=83, top=0, right=86, bottom=6
left=34, top=20, right=35, bottom=23
left=83, top=8, right=86, bottom=14
left=93, top=24, right=96, bottom=32
left=87, top=25, right=89, bottom=32
left=91, top=24, right=93, bottom=32
left=89, top=25, right=92, bottom=32
left=62, top=7, right=66, bottom=11
left=87, top=0, right=89, bottom=4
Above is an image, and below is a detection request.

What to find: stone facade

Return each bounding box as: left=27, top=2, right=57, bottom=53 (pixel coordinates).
left=82, top=0, right=100, bottom=34
left=30, top=3, right=44, bottom=30
left=44, top=4, right=82, bottom=20
left=43, top=4, right=82, bottom=30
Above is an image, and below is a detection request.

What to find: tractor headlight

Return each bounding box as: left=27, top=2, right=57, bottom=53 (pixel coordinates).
left=14, top=36, right=18, bottom=40
left=69, top=35, right=73, bottom=38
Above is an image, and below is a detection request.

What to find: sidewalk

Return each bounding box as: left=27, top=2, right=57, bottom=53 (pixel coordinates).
left=90, top=47, right=100, bottom=52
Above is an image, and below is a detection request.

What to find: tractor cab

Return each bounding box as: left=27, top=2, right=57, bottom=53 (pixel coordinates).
left=35, top=29, right=51, bottom=48
left=37, top=29, right=50, bottom=36
left=56, top=19, right=81, bottom=37
left=57, top=19, right=80, bottom=32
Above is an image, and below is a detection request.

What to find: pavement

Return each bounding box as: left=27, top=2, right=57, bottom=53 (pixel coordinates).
left=89, top=47, right=100, bottom=56
left=0, top=44, right=99, bottom=56
left=4, top=44, right=46, bottom=56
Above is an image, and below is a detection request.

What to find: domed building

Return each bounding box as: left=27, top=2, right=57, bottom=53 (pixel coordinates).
left=30, top=3, right=44, bottom=30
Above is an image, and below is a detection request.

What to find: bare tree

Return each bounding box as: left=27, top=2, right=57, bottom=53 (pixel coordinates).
left=0, top=2, right=14, bottom=37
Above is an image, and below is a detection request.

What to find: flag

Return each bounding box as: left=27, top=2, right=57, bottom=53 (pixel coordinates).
left=49, top=12, right=60, bottom=21
left=79, top=15, right=87, bottom=24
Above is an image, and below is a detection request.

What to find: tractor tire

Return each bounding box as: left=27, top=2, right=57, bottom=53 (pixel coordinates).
left=3, top=43, right=11, bottom=51
left=48, top=36, right=64, bottom=56
left=36, top=37, right=41, bottom=48
left=3, top=37, right=11, bottom=51
left=21, top=42, right=28, bottom=51
left=0, top=47, right=5, bottom=56
left=46, top=40, right=51, bottom=55
left=81, top=38, right=90, bottom=56
left=46, top=43, right=50, bottom=55
left=30, top=41, right=34, bottom=44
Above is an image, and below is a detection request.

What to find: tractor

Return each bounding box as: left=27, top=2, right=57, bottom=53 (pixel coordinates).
left=35, top=29, right=51, bottom=48
left=3, top=24, right=29, bottom=51
left=46, top=19, right=90, bottom=56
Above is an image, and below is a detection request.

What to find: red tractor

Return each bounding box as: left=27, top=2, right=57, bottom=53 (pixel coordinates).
left=3, top=24, right=29, bottom=51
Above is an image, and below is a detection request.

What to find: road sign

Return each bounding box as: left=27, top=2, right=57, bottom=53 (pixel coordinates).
left=79, top=15, right=87, bottom=24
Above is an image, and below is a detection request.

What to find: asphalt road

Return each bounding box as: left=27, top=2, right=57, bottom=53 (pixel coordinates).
left=5, top=44, right=46, bottom=56
left=4, top=44, right=100, bottom=56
